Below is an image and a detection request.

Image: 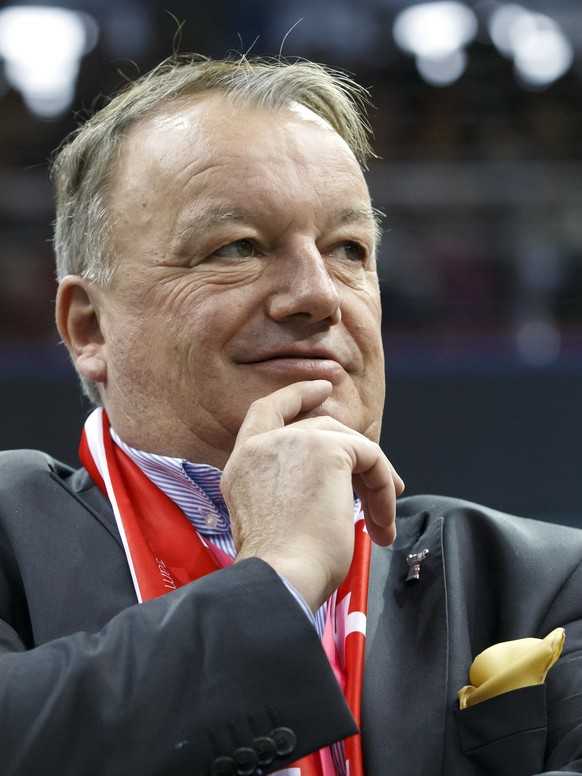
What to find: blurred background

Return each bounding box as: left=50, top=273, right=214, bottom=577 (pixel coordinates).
left=0, top=0, right=580, bottom=523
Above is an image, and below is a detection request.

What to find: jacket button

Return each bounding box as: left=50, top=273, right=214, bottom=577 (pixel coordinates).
left=252, top=736, right=276, bottom=767
left=210, top=755, right=236, bottom=776
left=233, top=746, right=258, bottom=776
left=270, top=727, right=297, bottom=757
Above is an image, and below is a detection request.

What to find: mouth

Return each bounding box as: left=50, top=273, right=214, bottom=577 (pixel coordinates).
left=241, top=348, right=343, bottom=365
left=237, top=351, right=347, bottom=382
left=253, top=353, right=335, bottom=363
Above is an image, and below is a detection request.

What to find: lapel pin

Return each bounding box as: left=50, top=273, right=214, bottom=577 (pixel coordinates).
left=406, top=548, right=429, bottom=582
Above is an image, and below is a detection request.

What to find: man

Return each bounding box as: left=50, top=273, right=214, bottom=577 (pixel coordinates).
left=0, top=54, right=581, bottom=776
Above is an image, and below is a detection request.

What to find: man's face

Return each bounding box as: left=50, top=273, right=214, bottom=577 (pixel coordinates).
left=91, top=94, right=385, bottom=466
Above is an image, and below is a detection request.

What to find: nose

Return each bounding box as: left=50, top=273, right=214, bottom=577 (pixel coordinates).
left=265, top=247, right=342, bottom=326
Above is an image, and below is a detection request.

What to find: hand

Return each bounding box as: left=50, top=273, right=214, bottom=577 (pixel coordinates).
left=221, top=380, right=404, bottom=612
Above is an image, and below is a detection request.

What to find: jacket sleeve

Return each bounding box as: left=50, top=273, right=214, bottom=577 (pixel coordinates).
left=0, top=557, right=357, bottom=776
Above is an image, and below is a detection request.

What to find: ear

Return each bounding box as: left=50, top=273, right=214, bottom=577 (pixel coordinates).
left=56, top=275, right=108, bottom=385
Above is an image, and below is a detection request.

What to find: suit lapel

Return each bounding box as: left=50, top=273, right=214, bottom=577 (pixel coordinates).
left=361, top=509, right=449, bottom=776
left=50, top=465, right=123, bottom=547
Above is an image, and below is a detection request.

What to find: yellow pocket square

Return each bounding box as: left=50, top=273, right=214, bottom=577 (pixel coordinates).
left=458, top=627, right=565, bottom=710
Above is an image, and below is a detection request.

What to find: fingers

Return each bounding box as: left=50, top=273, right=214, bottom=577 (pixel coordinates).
left=235, top=380, right=333, bottom=441
left=232, top=381, right=404, bottom=549
left=355, top=473, right=399, bottom=546
left=347, top=437, right=404, bottom=546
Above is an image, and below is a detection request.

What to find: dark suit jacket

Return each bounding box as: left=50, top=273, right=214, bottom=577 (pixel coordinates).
left=1, top=449, right=582, bottom=776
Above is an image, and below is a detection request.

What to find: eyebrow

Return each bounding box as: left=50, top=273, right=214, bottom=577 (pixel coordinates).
left=172, top=208, right=248, bottom=253
left=177, top=207, right=252, bottom=242
left=177, top=205, right=384, bottom=244
left=336, top=207, right=385, bottom=243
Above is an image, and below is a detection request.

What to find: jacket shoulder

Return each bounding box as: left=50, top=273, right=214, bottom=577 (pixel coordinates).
left=396, top=493, right=582, bottom=551
left=0, top=449, right=74, bottom=488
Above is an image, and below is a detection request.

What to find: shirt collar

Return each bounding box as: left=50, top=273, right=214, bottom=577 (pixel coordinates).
left=109, top=427, right=364, bottom=535
left=109, top=427, right=231, bottom=536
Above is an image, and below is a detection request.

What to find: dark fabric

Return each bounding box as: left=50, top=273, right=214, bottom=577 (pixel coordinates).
left=454, top=686, right=547, bottom=776
left=362, top=496, right=582, bottom=776
left=2, top=451, right=582, bottom=775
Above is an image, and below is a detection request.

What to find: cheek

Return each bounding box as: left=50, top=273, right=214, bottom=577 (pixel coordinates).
left=102, top=288, right=180, bottom=384
left=346, top=292, right=383, bottom=355
left=186, top=285, right=261, bottom=345
left=149, top=285, right=258, bottom=377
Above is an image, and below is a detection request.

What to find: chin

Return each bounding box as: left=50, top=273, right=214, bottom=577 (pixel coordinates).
left=294, top=397, right=369, bottom=434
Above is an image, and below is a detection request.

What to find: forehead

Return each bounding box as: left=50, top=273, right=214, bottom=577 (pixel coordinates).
left=109, top=94, right=373, bottom=240
left=115, top=93, right=364, bottom=184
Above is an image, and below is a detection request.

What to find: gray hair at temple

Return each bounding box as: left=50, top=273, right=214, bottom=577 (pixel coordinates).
left=51, top=54, right=375, bottom=288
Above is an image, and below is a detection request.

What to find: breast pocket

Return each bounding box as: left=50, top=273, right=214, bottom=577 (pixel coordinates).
left=454, top=684, right=547, bottom=776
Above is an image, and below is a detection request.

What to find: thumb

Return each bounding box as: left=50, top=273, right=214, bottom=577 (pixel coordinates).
left=235, top=380, right=334, bottom=442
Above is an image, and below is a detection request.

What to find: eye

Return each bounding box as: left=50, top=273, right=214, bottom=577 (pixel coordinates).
left=332, top=241, right=368, bottom=263
left=212, top=239, right=256, bottom=259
